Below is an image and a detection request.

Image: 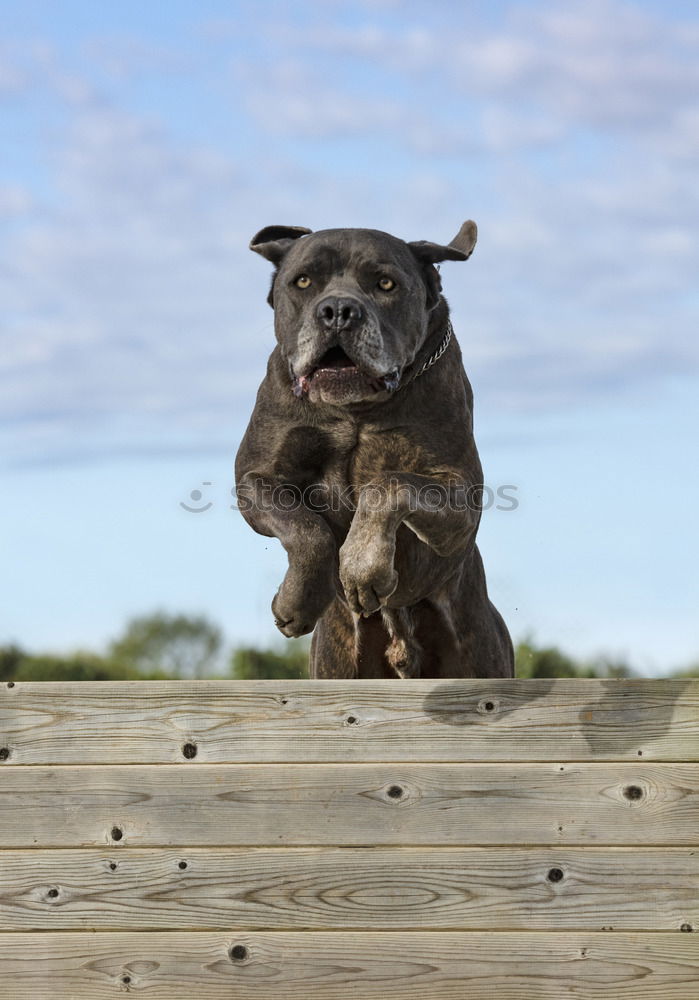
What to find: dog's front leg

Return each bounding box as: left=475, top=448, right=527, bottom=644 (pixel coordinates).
left=339, top=473, right=478, bottom=616
left=237, top=473, right=337, bottom=637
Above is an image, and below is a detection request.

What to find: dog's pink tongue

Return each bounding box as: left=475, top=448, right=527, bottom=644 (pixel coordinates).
left=292, top=375, right=310, bottom=398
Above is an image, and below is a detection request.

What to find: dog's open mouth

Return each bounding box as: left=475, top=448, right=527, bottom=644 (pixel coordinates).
left=314, top=345, right=358, bottom=373
left=293, top=347, right=400, bottom=398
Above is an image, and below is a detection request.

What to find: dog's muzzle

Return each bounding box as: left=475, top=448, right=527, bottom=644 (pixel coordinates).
left=291, top=295, right=400, bottom=400
left=292, top=344, right=400, bottom=399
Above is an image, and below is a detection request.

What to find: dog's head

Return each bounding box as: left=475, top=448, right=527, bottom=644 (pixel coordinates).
left=250, top=223, right=477, bottom=405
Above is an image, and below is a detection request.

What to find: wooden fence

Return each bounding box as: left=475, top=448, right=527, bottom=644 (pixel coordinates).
left=0, top=678, right=698, bottom=998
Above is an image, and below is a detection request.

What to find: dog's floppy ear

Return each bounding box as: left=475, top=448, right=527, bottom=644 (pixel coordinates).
left=408, top=221, right=477, bottom=309
left=408, top=220, right=478, bottom=264
left=250, top=225, right=313, bottom=264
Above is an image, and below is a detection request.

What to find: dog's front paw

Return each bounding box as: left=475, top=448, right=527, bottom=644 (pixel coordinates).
left=339, top=534, right=398, bottom=616
left=272, top=564, right=335, bottom=637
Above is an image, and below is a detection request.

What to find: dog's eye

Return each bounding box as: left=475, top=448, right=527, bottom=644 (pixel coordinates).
left=295, top=275, right=312, bottom=289
left=378, top=276, right=396, bottom=291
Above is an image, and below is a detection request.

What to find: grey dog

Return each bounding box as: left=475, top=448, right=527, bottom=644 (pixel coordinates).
left=235, top=222, right=514, bottom=679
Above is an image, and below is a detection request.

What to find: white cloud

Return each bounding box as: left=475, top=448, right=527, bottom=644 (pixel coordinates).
left=0, top=101, right=261, bottom=462
left=255, top=0, right=699, bottom=150
left=2, top=1, right=698, bottom=466
left=0, top=184, right=33, bottom=217
left=0, top=46, right=28, bottom=96
left=82, top=35, right=193, bottom=82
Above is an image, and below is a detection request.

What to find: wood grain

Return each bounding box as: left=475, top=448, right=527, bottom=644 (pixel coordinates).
left=1, top=763, right=698, bottom=847
left=0, top=847, right=696, bottom=932
left=0, top=681, right=697, bottom=997
left=0, top=931, right=697, bottom=999
left=2, top=679, right=698, bottom=764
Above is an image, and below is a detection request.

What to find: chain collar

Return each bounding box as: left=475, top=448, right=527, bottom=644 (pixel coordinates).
left=411, top=318, right=453, bottom=383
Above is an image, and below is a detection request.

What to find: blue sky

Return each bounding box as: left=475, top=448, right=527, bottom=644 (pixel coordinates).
left=1, top=0, right=698, bottom=673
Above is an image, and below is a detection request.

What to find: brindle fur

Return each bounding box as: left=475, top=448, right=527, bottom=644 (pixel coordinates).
left=235, top=224, right=514, bottom=679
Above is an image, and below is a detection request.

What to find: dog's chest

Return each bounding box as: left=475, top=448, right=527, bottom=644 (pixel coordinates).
left=289, top=419, right=435, bottom=527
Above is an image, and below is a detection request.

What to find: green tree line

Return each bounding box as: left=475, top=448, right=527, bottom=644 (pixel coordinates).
left=1, top=612, right=697, bottom=682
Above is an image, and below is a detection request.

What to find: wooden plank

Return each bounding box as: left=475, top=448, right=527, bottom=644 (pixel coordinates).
left=1, top=763, right=698, bottom=847
left=0, top=931, right=697, bottom=999
left=1, top=679, right=698, bottom=764
left=0, top=847, right=696, bottom=932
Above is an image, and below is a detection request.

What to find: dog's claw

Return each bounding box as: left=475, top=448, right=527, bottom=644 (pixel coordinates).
left=273, top=607, right=314, bottom=638
left=355, top=586, right=381, bottom=616
left=271, top=562, right=335, bottom=638
left=340, top=536, right=398, bottom=618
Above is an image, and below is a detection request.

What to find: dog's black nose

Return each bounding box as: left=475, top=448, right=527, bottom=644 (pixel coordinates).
left=316, top=296, right=364, bottom=332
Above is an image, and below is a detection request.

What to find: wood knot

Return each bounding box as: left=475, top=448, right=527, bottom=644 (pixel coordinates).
left=182, top=742, right=198, bottom=760
left=0, top=747, right=10, bottom=762
left=230, top=945, right=248, bottom=962
left=478, top=699, right=498, bottom=715
left=547, top=867, right=564, bottom=883
left=387, top=785, right=404, bottom=799
left=111, top=827, right=124, bottom=841
left=623, top=785, right=644, bottom=801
